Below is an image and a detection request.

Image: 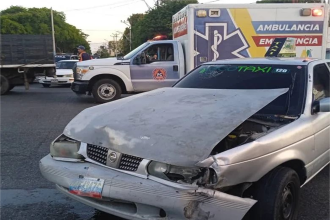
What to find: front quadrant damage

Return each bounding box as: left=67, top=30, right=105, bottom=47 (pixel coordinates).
left=194, top=8, right=324, bottom=63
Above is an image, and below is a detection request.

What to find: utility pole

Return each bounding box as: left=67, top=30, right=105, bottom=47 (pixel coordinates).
left=121, top=20, right=132, bottom=51
left=51, top=8, right=56, bottom=57
left=111, top=33, right=119, bottom=56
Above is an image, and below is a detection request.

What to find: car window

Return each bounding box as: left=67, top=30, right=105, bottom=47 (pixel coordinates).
left=325, top=51, right=330, bottom=60
left=143, top=43, right=174, bottom=63
left=56, top=62, right=76, bottom=69
left=175, top=64, right=307, bottom=116
left=313, top=63, right=330, bottom=101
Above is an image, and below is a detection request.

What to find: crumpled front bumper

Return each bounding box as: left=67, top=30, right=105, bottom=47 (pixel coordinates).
left=40, top=155, right=256, bottom=220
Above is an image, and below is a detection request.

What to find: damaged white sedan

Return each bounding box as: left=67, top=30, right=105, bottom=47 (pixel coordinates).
left=40, top=58, right=330, bottom=220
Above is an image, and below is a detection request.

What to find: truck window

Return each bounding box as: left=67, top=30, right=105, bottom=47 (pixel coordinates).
left=313, top=64, right=330, bottom=101
left=143, top=44, right=174, bottom=63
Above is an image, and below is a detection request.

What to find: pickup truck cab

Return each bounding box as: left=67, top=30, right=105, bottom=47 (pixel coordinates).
left=72, top=40, right=184, bottom=103
left=72, top=2, right=330, bottom=103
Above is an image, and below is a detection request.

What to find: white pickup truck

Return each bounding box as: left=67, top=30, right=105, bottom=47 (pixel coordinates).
left=72, top=3, right=329, bottom=103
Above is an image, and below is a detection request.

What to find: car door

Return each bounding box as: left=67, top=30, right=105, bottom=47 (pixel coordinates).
left=311, top=63, right=330, bottom=174
left=130, top=42, right=180, bottom=92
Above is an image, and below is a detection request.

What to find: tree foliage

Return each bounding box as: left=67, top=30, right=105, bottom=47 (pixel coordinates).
left=0, top=6, right=90, bottom=54
left=96, top=45, right=110, bottom=58
left=120, top=0, right=197, bottom=54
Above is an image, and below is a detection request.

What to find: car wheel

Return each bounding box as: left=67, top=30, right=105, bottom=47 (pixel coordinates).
left=1, top=75, right=10, bottom=95
left=250, top=167, right=300, bottom=220
left=92, top=79, right=121, bottom=103
left=42, top=84, right=51, bottom=88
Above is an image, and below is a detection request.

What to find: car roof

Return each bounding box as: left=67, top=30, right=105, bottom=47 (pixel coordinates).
left=205, top=57, right=322, bottom=66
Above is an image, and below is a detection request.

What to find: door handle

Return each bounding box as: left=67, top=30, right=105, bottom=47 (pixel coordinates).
left=173, top=65, right=178, bottom=71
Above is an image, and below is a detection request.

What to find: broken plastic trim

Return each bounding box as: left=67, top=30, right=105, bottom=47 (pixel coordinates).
left=147, top=161, right=218, bottom=185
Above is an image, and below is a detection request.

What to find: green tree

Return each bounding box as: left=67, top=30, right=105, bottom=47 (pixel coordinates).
left=0, top=6, right=91, bottom=54
left=96, top=45, right=110, bottom=58
left=120, top=13, right=144, bottom=55
left=121, top=0, right=197, bottom=52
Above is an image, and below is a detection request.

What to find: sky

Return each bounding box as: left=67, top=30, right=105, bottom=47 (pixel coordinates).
left=0, top=0, right=256, bottom=52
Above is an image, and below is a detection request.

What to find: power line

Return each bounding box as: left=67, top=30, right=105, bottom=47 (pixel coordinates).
left=63, top=0, right=142, bottom=12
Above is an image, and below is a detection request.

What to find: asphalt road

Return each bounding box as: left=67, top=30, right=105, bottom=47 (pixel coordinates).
left=1, top=84, right=329, bottom=220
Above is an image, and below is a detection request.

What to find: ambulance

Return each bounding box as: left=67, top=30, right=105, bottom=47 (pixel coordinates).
left=72, top=3, right=329, bottom=103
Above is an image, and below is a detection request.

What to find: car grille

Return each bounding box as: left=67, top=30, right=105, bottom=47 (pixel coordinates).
left=86, top=144, right=108, bottom=165
left=119, top=154, right=143, bottom=171
left=86, top=144, right=143, bottom=171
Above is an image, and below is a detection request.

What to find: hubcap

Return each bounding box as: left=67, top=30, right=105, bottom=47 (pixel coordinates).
left=282, top=183, right=294, bottom=219
left=97, top=83, right=116, bottom=100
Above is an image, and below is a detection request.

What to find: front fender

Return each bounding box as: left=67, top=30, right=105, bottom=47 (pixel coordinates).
left=82, top=66, right=133, bottom=92
left=209, top=136, right=313, bottom=188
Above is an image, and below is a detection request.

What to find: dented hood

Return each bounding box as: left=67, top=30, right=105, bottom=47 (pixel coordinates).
left=64, top=88, right=288, bottom=167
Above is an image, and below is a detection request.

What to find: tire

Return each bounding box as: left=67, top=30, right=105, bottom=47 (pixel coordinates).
left=42, top=84, right=51, bottom=88
left=92, top=79, right=121, bottom=103
left=250, top=167, right=300, bottom=220
left=1, top=75, right=10, bottom=95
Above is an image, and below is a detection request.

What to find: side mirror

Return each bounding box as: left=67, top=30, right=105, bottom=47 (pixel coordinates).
left=312, top=97, right=330, bottom=114
left=116, top=54, right=124, bottom=60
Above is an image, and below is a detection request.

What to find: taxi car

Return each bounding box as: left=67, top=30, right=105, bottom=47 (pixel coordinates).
left=40, top=58, right=330, bottom=220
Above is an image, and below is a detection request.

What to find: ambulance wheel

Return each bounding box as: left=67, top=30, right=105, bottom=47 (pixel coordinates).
left=92, top=79, right=121, bottom=103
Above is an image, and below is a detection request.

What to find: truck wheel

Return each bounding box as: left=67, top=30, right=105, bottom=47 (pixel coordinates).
left=42, top=84, right=50, bottom=88
left=92, top=79, right=121, bottom=103
left=250, top=167, right=300, bottom=220
left=1, top=75, right=10, bottom=95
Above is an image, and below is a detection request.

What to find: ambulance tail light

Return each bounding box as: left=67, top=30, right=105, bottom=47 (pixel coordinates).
left=312, top=9, right=323, bottom=17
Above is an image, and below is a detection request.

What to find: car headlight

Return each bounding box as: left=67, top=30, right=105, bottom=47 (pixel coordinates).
left=64, top=74, right=74, bottom=78
left=50, top=135, right=84, bottom=160
left=76, top=66, right=92, bottom=79
left=148, top=161, right=205, bottom=184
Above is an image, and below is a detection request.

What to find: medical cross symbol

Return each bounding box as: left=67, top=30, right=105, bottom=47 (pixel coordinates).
left=194, top=23, right=250, bottom=61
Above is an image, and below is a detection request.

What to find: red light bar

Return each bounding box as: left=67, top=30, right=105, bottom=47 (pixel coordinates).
left=152, top=35, right=168, bottom=41
left=312, top=8, right=323, bottom=17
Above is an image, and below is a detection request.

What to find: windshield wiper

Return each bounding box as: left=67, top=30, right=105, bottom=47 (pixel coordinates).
left=285, top=71, right=297, bottom=115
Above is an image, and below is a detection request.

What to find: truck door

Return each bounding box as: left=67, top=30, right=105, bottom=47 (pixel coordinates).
left=130, top=43, right=180, bottom=92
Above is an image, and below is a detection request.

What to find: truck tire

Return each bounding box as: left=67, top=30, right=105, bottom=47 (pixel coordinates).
left=250, top=167, right=300, bottom=220
left=1, top=75, right=10, bottom=95
left=92, top=79, right=121, bottom=103
left=42, top=84, right=50, bottom=88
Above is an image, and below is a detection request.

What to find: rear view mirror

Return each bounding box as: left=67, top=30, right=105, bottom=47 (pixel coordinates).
left=312, top=97, right=330, bottom=113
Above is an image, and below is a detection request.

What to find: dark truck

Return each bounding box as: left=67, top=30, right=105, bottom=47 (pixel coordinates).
left=0, top=34, right=56, bottom=95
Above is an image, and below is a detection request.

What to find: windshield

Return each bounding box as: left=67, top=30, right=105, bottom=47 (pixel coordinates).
left=123, top=42, right=149, bottom=60
left=175, top=64, right=307, bottom=116
left=56, top=62, right=77, bottom=69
